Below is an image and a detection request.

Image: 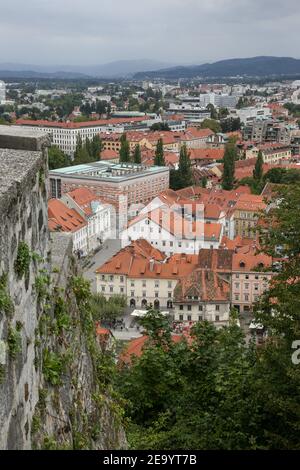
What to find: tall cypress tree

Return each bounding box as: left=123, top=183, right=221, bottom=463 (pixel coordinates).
left=119, top=133, right=130, bottom=163
left=74, top=134, right=83, bottom=162
left=253, top=150, right=264, bottom=181
left=222, top=143, right=236, bottom=190
left=178, top=143, right=193, bottom=187
left=154, top=138, right=165, bottom=166
left=133, top=144, right=141, bottom=164
left=91, top=135, right=102, bottom=161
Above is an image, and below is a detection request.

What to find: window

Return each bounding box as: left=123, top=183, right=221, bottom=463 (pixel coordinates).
left=198, top=305, right=203, bottom=311
left=109, top=286, right=113, bottom=293
left=131, top=291, right=134, bottom=297
left=155, top=292, right=159, bottom=298
left=155, top=281, right=159, bottom=288
left=110, top=275, right=114, bottom=281
left=245, top=275, right=249, bottom=280
left=216, top=305, right=220, bottom=311
left=215, top=315, right=220, bottom=322
left=254, top=284, right=259, bottom=291
left=187, top=315, right=192, bottom=321
left=168, top=292, right=172, bottom=298
left=120, top=287, right=124, bottom=293
left=168, top=281, right=172, bottom=288
left=162, top=241, right=166, bottom=247
left=101, top=286, right=105, bottom=292
left=101, top=275, right=105, bottom=281
left=235, top=295, right=239, bottom=300
left=170, top=241, right=173, bottom=247
left=236, top=274, right=239, bottom=279
left=187, top=305, right=192, bottom=311
left=131, top=281, right=135, bottom=287
left=245, top=283, right=249, bottom=289
left=179, top=305, right=183, bottom=311
left=120, top=276, right=124, bottom=283
left=179, top=314, right=184, bottom=321
left=235, top=283, right=240, bottom=289
left=198, top=315, right=203, bottom=321
left=244, top=294, right=249, bottom=301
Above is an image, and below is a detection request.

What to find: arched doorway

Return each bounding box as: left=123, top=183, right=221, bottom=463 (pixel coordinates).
left=141, top=299, right=147, bottom=308
left=154, top=299, right=160, bottom=310
left=130, top=298, right=136, bottom=308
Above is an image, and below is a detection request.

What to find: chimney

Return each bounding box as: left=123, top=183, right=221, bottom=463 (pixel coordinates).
left=149, top=259, right=154, bottom=271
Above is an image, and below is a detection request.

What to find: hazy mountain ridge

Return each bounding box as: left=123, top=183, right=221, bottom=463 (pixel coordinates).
left=0, top=59, right=175, bottom=79
left=133, top=56, right=300, bottom=79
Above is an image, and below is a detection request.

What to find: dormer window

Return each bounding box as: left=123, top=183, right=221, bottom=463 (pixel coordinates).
left=239, top=261, right=245, bottom=268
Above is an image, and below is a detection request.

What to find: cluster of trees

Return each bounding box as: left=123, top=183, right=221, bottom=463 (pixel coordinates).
left=45, top=93, right=84, bottom=119
left=200, top=118, right=221, bottom=133
left=284, top=102, right=300, bottom=118
left=48, top=146, right=71, bottom=170
left=240, top=161, right=300, bottom=194
left=150, top=122, right=171, bottom=131
left=200, top=117, right=241, bottom=134
left=114, top=186, right=300, bottom=449
left=119, top=134, right=169, bottom=166
left=119, top=134, right=142, bottom=164
left=80, top=100, right=111, bottom=118
left=220, top=117, right=241, bottom=133
left=89, top=293, right=127, bottom=323
left=73, top=135, right=102, bottom=165
left=169, top=144, right=193, bottom=190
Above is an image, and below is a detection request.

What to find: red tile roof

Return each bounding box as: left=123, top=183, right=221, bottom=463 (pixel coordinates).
left=189, top=148, right=225, bottom=161
left=16, top=116, right=151, bottom=129
left=48, top=199, right=86, bottom=232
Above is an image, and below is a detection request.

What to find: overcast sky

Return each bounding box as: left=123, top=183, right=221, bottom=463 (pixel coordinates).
left=1, top=0, right=299, bottom=65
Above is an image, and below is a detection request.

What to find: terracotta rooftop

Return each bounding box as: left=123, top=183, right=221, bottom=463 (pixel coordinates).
left=48, top=199, right=87, bottom=232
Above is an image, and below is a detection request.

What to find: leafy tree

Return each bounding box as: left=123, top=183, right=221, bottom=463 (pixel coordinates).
left=133, top=144, right=141, bottom=164
left=48, top=146, right=71, bottom=170
left=220, top=117, right=241, bottom=133
left=253, top=184, right=300, bottom=448
left=206, top=103, right=218, bottom=119
left=222, top=143, right=236, bottom=190
left=154, top=138, right=165, bottom=166
left=74, top=134, right=83, bottom=162
left=200, top=118, right=221, bottom=133
left=263, top=167, right=300, bottom=184
left=119, top=133, right=130, bottom=163
left=218, top=107, right=229, bottom=119
left=253, top=150, right=263, bottom=182
left=150, top=122, right=171, bottom=131
left=73, top=145, right=91, bottom=165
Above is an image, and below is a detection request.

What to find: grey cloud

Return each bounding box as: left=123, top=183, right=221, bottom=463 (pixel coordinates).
left=0, top=0, right=299, bottom=65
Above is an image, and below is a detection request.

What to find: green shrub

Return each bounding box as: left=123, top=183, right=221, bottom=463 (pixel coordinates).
left=7, top=327, right=22, bottom=359
left=14, top=242, right=31, bottom=278
left=0, top=274, right=14, bottom=317
left=42, top=349, right=64, bottom=386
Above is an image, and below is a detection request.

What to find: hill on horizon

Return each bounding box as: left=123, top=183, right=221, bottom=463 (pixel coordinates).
left=0, top=59, right=175, bottom=79
left=133, top=56, right=300, bottom=80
